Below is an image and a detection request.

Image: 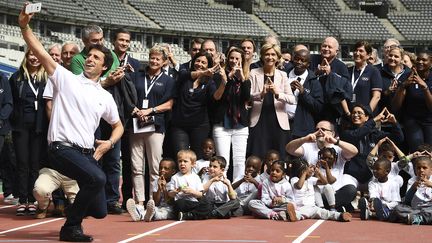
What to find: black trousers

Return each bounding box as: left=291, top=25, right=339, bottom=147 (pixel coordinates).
left=174, top=197, right=213, bottom=219
left=12, top=127, right=44, bottom=204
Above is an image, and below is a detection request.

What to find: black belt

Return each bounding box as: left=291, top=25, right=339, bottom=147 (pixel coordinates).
left=51, top=141, right=94, bottom=154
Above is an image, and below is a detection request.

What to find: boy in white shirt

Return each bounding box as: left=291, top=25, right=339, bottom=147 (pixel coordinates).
left=291, top=158, right=352, bottom=222
left=192, top=138, right=215, bottom=177
left=232, top=155, right=262, bottom=215
left=359, top=158, right=403, bottom=221
left=202, top=156, right=240, bottom=218
left=167, top=150, right=212, bottom=220
left=126, top=158, right=177, bottom=222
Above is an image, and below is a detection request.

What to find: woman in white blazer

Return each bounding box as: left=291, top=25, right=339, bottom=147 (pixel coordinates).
left=247, top=43, right=295, bottom=160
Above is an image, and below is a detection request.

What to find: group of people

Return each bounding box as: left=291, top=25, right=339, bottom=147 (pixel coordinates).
left=0, top=4, right=431, bottom=242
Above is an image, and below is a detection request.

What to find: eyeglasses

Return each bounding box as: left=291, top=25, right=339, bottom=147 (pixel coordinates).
left=384, top=45, right=400, bottom=50
left=316, top=127, right=332, bottom=132
left=352, top=111, right=365, bottom=116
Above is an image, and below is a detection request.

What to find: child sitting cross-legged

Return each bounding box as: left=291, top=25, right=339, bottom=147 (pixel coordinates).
left=167, top=150, right=213, bottom=220
left=126, top=158, right=177, bottom=222
left=202, top=156, right=240, bottom=219
left=389, top=155, right=432, bottom=225
left=358, top=158, right=403, bottom=221
left=248, top=160, right=298, bottom=221
left=291, top=158, right=352, bottom=222
left=232, top=155, right=262, bottom=215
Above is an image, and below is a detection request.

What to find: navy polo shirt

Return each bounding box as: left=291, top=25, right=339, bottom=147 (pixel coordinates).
left=134, top=71, right=175, bottom=133
left=349, top=64, right=382, bottom=107
left=172, top=71, right=216, bottom=127
left=403, top=72, right=432, bottom=122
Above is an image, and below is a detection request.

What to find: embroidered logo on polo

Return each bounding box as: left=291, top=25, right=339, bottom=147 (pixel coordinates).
left=0, top=89, right=3, bottom=93
left=361, top=77, right=369, bottom=81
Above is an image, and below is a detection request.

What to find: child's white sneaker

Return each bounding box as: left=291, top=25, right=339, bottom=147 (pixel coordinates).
left=126, top=198, right=144, bottom=222
left=144, top=199, right=156, bottom=222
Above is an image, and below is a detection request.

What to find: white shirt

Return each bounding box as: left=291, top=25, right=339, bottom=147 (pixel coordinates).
left=291, top=176, right=318, bottom=207
left=235, top=175, right=262, bottom=199
left=368, top=176, right=403, bottom=209
left=192, top=159, right=209, bottom=175
left=261, top=177, right=295, bottom=207
left=286, top=69, right=308, bottom=119
left=408, top=175, right=432, bottom=208
left=167, top=172, right=204, bottom=202
left=47, top=65, right=119, bottom=148
left=202, top=174, right=230, bottom=203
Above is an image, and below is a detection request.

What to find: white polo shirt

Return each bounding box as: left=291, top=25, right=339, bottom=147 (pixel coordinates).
left=47, top=64, right=119, bottom=149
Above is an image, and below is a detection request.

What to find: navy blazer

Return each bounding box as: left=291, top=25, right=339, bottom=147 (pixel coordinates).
left=291, top=71, right=324, bottom=138
left=0, top=72, right=13, bottom=135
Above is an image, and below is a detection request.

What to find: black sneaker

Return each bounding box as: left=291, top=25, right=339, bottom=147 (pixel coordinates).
left=107, top=203, right=123, bottom=215
left=178, top=211, right=194, bottom=221
left=358, top=197, right=369, bottom=220
left=373, top=198, right=389, bottom=221
left=60, top=225, right=93, bottom=242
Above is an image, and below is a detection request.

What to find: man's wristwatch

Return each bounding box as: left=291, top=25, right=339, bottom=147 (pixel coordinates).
left=152, top=107, right=157, bottom=114
left=108, top=139, right=115, bottom=149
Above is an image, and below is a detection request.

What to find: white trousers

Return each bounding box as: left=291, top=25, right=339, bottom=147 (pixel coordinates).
left=33, top=167, right=79, bottom=210
left=130, top=131, right=164, bottom=202
left=298, top=205, right=341, bottom=221
left=213, top=125, right=248, bottom=182
left=315, top=184, right=336, bottom=207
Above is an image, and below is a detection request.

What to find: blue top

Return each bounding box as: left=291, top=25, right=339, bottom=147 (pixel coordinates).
left=134, top=70, right=175, bottom=133
left=171, top=70, right=216, bottom=127
left=403, top=72, right=432, bottom=122
left=349, top=64, right=382, bottom=108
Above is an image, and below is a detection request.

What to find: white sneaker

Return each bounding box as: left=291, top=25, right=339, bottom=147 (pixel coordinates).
left=126, top=199, right=145, bottom=221
left=4, top=194, right=19, bottom=205
left=144, top=199, right=156, bottom=222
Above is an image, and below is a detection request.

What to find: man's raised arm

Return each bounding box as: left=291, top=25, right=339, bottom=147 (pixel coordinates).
left=18, top=3, right=57, bottom=76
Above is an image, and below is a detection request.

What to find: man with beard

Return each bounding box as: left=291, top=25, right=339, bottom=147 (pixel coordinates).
left=286, top=120, right=358, bottom=212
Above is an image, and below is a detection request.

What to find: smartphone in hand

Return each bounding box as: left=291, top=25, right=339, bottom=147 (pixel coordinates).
left=25, top=3, right=42, bottom=14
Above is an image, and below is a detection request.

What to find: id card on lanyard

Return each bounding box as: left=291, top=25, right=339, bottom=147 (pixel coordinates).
left=28, top=76, right=39, bottom=111
left=143, top=72, right=163, bottom=108
left=351, top=65, right=366, bottom=102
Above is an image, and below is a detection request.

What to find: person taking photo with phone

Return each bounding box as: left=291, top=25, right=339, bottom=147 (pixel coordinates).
left=18, top=3, right=124, bottom=241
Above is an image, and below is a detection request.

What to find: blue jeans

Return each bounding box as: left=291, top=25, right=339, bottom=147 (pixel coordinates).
left=403, top=118, right=432, bottom=152
left=48, top=143, right=107, bottom=226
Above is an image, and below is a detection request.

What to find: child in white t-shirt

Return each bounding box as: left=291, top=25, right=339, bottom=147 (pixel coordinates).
left=167, top=150, right=212, bottom=220
left=359, top=158, right=402, bottom=221
left=192, top=138, right=215, bottom=178
left=248, top=160, right=298, bottom=221
left=126, top=158, right=177, bottom=222
left=202, top=156, right=239, bottom=218
left=232, top=155, right=262, bottom=215
left=260, top=150, right=280, bottom=182
left=291, top=158, right=351, bottom=222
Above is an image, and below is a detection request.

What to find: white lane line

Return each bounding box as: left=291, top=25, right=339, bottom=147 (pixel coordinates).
left=292, top=219, right=324, bottom=243
left=118, top=221, right=184, bottom=243
left=0, top=218, right=64, bottom=235
left=0, top=205, right=16, bottom=209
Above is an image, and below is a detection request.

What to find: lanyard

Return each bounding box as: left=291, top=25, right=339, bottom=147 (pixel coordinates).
left=351, top=65, right=366, bottom=90
left=27, top=75, right=39, bottom=97
left=144, top=72, right=162, bottom=98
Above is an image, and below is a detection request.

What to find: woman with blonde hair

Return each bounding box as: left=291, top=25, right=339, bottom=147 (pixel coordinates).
left=9, top=49, right=48, bottom=216
left=247, top=43, right=295, bottom=160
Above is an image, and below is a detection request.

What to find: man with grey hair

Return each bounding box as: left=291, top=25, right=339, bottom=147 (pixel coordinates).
left=310, top=37, right=352, bottom=122
left=70, top=25, right=120, bottom=79
left=48, top=43, right=62, bottom=64
left=61, top=42, right=80, bottom=70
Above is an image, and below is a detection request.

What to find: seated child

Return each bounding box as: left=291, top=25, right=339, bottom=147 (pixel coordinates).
left=291, top=158, right=352, bottom=222
left=260, top=150, right=280, bottom=181
left=248, top=160, right=298, bottom=221
left=167, top=150, right=213, bottom=220
left=202, top=156, right=240, bottom=218
left=232, top=155, right=262, bottom=215
left=367, top=137, right=411, bottom=178
left=390, top=156, right=432, bottom=225
left=315, top=147, right=340, bottom=211
left=126, top=158, right=177, bottom=222
left=358, top=158, right=402, bottom=221
left=192, top=138, right=215, bottom=178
